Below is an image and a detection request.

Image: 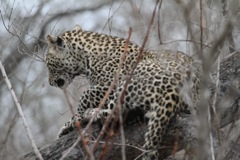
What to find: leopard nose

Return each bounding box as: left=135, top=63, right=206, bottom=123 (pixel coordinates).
left=55, top=78, right=65, bottom=87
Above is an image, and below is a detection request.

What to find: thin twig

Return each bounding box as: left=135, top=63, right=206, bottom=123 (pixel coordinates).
left=200, top=1, right=214, bottom=159
left=88, top=29, right=133, bottom=159
left=209, top=129, right=215, bottom=160
left=115, top=27, right=132, bottom=160
left=63, top=91, right=75, bottom=118
left=118, top=1, right=160, bottom=157
left=208, top=101, right=216, bottom=160
left=221, top=0, right=235, bottom=54
left=60, top=77, right=117, bottom=160
left=89, top=140, right=146, bottom=152
left=121, top=0, right=160, bottom=90
left=155, top=39, right=212, bottom=49
left=199, top=0, right=203, bottom=53
left=60, top=93, right=94, bottom=160
left=0, top=59, right=34, bottom=152
left=0, top=59, right=43, bottom=160
left=89, top=79, right=117, bottom=154
left=157, top=0, right=163, bottom=44
left=91, top=0, right=160, bottom=157
left=211, top=57, right=221, bottom=143
left=0, top=10, right=44, bottom=62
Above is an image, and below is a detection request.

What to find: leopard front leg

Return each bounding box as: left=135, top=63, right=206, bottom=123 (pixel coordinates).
left=57, top=85, right=110, bottom=138
left=57, top=113, right=81, bottom=138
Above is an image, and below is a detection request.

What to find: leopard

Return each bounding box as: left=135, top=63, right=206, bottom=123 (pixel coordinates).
left=46, top=25, right=199, bottom=159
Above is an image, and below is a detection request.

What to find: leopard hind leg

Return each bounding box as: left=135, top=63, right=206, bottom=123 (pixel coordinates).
left=142, top=96, right=179, bottom=159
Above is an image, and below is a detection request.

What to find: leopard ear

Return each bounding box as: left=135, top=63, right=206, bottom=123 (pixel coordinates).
left=74, top=25, right=82, bottom=31
left=47, top=35, right=63, bottom=47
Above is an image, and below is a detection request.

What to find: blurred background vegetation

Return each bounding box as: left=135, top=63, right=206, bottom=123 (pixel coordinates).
left=0, top=0, right=239, bottom=159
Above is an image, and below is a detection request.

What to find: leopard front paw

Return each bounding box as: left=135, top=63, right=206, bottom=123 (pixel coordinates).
left=57, top=123, right=75, bottom=138
left=142, top=150, right=158, bottom=160
left=83, top=108, right=102, bottom=122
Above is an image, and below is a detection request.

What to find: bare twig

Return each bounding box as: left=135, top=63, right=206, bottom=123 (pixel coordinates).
left=0, top=0, right=115, bottom=84
left=221, top=0, right=236, bottom=54
left=115, top=27, right=133, bottom=160
left=90, top=79, right=117, bottom=154
left=137, top=0, right=159, bottom=61
left=0, top=59, right=43, bottom=160
left=208, top=102, right=216, bottom=160
left=0, top=59, right=34, bottom=152
left=60, top=95, right=93, bottom=160
left=0, top=9, right=44, bottom=62
left=155, top=39, right=212, bottom=49
left=211, top=57, right=221, bottom=141
left=89, top=140, right=146, bottom=152
left=199, top=0, right=203, bottom=53
left=60, top=78, right=117, bottom=160
left=90, top=1, right=160, bottom=157
left=199, top=1, right=214, bottom=160
left=42, top=0, right=119, bottom=36
left=157, top=0, right=163, bottom=44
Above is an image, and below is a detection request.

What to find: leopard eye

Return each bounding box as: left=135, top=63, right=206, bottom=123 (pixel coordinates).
left=55, top=78, right=65, bottom=87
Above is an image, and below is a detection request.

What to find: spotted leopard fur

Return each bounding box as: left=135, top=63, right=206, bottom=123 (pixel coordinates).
left=46, top=25, right=198, bottom=159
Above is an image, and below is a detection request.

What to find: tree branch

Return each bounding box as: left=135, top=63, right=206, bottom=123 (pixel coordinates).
left=0, top=59, right=43, bottom=160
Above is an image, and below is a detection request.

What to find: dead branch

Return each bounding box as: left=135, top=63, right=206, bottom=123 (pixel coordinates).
left=0, top=59, right=43, bottom=160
